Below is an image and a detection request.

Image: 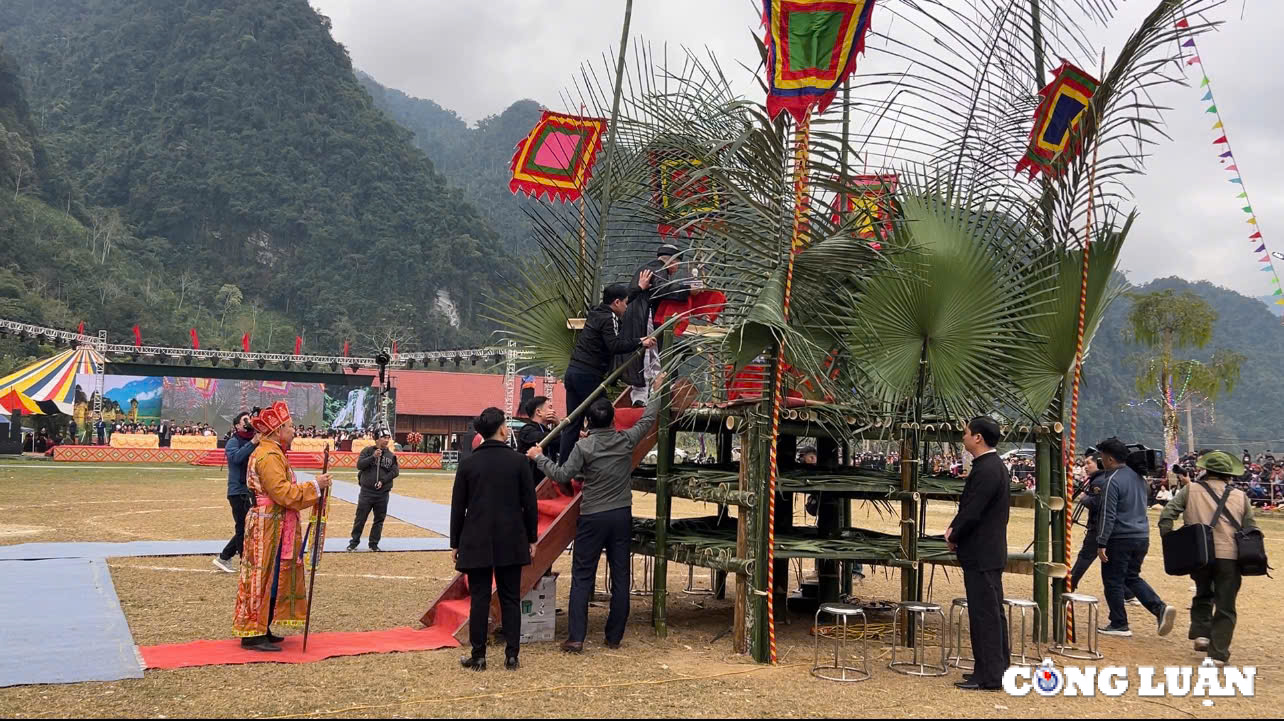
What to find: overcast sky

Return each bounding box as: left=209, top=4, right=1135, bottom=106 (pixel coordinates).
left=310, top=0, right=1279, bottom=298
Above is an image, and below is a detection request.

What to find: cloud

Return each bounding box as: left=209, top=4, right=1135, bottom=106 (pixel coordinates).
left=309, top=0, right=1282, bottom=298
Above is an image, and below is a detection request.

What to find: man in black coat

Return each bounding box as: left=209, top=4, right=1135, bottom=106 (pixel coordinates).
left=946, top=416, right=1011, bottom=691
left=621, top=242, right=693, bottom=405
left=516, top=394, right=557, bottom=480
left=348, top=428, right=399, bottom=552
left=450, top=407, right=539, bottom=671
left=558, top=283, right=656, bottom=464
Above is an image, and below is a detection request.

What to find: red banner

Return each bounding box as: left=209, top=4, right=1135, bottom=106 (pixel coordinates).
left=189, top=328, right=200, bottom=350
left=241, top=332, right=250, bottom=353
left=132, top=325, right=142, bottom=347
left=294, top=336, right=303, bottom=355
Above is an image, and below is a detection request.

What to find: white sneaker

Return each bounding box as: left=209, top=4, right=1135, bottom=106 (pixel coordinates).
left=1157, top=605, right=1176, bottom=637
left=1125, top=597, right=1142, bottom=606
left=1205, top=655, right=1226, bottom=668
left=212, top=556, right=236, bottom=573
left=1193, top=637, right=1210, bottom=652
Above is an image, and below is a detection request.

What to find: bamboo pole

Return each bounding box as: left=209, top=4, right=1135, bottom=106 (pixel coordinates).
left=588, top=0, right=634, bottom=301
left=1034, top=435, right=1051, bottom=643
left=652, top=330, right=675, bottom=637
left=1050, top=434, right=1067, bottom=643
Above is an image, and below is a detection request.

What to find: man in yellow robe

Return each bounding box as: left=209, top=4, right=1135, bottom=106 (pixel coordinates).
left=232, top=401, right=332, bottom=651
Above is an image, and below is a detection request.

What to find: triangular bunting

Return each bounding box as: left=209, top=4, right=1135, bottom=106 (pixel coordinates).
left=1260, top=255, right=1270, bottom=263
left=1250, top=232, right=1263, bottom=239
left=1274, top=289, right=1282, bottom=296
left=1237, top=192, right=1248, bottom=198
left=1205, top=105, right=1218, bottom=113
left=1227, top=165, right=1240, bottom=172
left=1201, top=91, right=1213, bottom=101
left=1248, top=217, right=1258, bottom=224
left=1187, top=56, right=1201, bottom=65
left=1213, top=135, right=1228, bottom=144
left=1212, top=121, right=1224, bottom=130
left=1255, top=244, right=1267, bottom=253
left=1262, top=265, right=1273, bottom=272
left=1276, top=298, right=1284, bottom=305
left=1176, top=18, right=1191, bottom=28
left=1183, top=39, right=1197, bottom=48
left=1200, top=75, right=1210, bottom=87
left=1243, top=205, right=1253, bottom=212
left=1231, top=178, right=1243, bottom=184
left=1273, top=277, right=1280, bottom=285
left=1219, top=150, right=1232, bottom=157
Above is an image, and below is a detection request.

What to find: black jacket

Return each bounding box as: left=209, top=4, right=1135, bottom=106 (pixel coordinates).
left=619, top=259, right=692, bottom=387
left=1077, top=469, right=1107, bottom=535
left=356, top=445, right=399, bottom=493
left=515, top=418, right=552, bottom=480
left=568, top=303, right=641, bottom=376
left=450, top=439, right=539, bottom=570
left=949, top=452, right=1010, bottom=572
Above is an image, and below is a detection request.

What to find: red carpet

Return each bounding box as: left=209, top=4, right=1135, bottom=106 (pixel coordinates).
left=139, top=626, right=459, bottom=669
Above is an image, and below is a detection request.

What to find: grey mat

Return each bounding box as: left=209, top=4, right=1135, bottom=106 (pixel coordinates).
left=0, top=558, right=144, bottom=687
left=0, top=536, right=449, bottom=561
left=328, top=480, right=453, bottom=536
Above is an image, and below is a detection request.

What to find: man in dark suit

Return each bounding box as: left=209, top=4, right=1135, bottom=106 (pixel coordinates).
left=946, top=415, right=1011, bottom=691
left=450, top=407, right=539, bottom=672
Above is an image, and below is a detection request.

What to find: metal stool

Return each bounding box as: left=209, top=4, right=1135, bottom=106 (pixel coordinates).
left=1051, top=592, right=1103, bottom=660
left=683, top=564, right=718, bottom=596
left=946, top=597, right=974, bottom=671
left=811, top=603, right=872, bottom=682
left=630, top=553, right=654, bottom=597
left=1003, top=598, right=1042, bottom=665
left=888, top=601, right=948, bottom=677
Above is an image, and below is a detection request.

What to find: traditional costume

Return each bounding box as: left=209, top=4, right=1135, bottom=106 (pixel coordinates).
left=232, top=401, right=324, bottom=649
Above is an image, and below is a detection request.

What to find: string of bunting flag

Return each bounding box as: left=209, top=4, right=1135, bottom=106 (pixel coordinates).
left=1176, top=18, right=1282, bottom=318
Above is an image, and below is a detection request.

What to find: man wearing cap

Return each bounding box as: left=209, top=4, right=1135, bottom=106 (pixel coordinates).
left=233, top=402, right=332, bottom=651
left=349, top=427, right=399, bottom=552
left=621, top=242, right=694, bottom=406
left=1159, top=451, right=1258, bottom=666
left=559, top=283, right=657, bottom=465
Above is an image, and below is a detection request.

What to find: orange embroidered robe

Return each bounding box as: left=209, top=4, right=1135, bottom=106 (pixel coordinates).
left=232, top=438, right=322, bottom=636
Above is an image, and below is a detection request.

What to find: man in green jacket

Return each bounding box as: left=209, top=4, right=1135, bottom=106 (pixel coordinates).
left=1158, top=450, right=1258, bottom=666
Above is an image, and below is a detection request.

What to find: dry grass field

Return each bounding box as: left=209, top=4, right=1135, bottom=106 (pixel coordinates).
left=0, top=459, right=1280, bottom=718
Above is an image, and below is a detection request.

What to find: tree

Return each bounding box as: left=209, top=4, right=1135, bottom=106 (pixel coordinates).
left=215, top=283, right=242, bottom=330
left=1127, top=289, right=1244, bottom=463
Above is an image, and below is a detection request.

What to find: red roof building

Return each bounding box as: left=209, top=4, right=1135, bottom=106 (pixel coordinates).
left=351, top=369, right=565, bottom=436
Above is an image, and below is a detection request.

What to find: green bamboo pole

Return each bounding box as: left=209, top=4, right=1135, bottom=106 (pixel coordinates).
left=1050, top=434, right=1066, bottom=643
left=750, top=413, right=772, bottom=663
left=652, top=337, right=674, bottom=637
left=1034, top=435, right=1051, bottom=643
left=588, top=0, right=634, bottom=304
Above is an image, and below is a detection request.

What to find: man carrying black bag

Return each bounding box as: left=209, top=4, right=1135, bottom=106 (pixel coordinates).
left=1159, top=450, right=1260, bottom=666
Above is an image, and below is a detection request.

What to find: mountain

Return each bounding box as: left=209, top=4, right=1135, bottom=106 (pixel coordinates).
left=0, top=0, right=512, bottom=356
left=1078, top=276, right=1284, bottom=456
left=357, top=73, right=545, bottom=256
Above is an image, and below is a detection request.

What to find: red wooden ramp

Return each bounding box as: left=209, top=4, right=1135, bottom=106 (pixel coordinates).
left=419, top=383, right=692, bottom=639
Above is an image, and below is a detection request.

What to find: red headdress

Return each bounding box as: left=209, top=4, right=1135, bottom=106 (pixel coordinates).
left=250, top=401, right=293, bottom=435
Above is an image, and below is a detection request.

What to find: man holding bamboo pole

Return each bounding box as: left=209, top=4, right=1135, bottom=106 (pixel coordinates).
left=557, top=282, right=656, bottom=464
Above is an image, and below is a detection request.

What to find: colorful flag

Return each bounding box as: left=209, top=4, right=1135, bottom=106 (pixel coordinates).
left=1201, top=91, right=1212, bottom=101
left=652, top=153, right=721, bottom=237
left=343, top=340, right=350, bottom=357
left=132, top=325, right=142, bottom=347
left=508, top=110, right=607, bottom=203
left=189, top=328, right=200, bottom=350
left=1213, top=136, right=1228, bottom=144
left=1251, top=232, right=1263, bottom=239
left=294, top=336, right=303, bottom=355
left=1255, top=244, right=1267, bottom=253
left=832, top=173, right=898, bottom=239
left=241, top=332, right=250, bottom=352
left=762, top=0, right=878, bottom=122
left=1015, top=61, right=1099, bottom=179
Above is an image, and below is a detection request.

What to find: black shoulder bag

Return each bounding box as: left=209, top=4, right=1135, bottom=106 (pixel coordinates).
left=1162, top=483, right=1216, bottom=576
left=1204, top=482, right=1271, bottom=577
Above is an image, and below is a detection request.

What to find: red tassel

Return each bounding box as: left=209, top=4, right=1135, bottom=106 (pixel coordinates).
left=132, top=325, right=142, bottom=347
left=241, top=333, right=251, bottom=353
left=190, top=328, right=200, bottom=350
left=294, top=336, right=303, bottom=355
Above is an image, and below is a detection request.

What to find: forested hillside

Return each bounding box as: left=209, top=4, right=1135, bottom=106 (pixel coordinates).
left=0, top=0, right=511, bottom=358
left=357, top=73, right=544, bottom=256
left=1077, top=276, right=1284, bottom=455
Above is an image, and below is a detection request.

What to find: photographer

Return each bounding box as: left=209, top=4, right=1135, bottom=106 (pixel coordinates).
left=1095, top=438, right=1176, bottom=638
left=349, top=428, right=399, bottom=552
left=214, top=411, right=259, bottom=573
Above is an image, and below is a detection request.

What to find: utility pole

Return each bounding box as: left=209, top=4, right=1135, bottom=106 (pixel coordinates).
left=1185, top=397, right=1196, bottom=455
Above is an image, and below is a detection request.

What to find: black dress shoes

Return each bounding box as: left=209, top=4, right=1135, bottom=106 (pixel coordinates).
left=954, top=680, right=1000, bottom=691
left=240, top=636, right=281, bottom=652
left=460, top=655, right=486, bottom=671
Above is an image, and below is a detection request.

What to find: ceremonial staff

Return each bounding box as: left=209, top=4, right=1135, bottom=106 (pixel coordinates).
left=302, top=445, right=330, bottom=652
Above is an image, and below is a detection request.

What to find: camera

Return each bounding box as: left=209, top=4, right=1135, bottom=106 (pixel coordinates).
left=1124, top=442, right=1163, bottom=477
